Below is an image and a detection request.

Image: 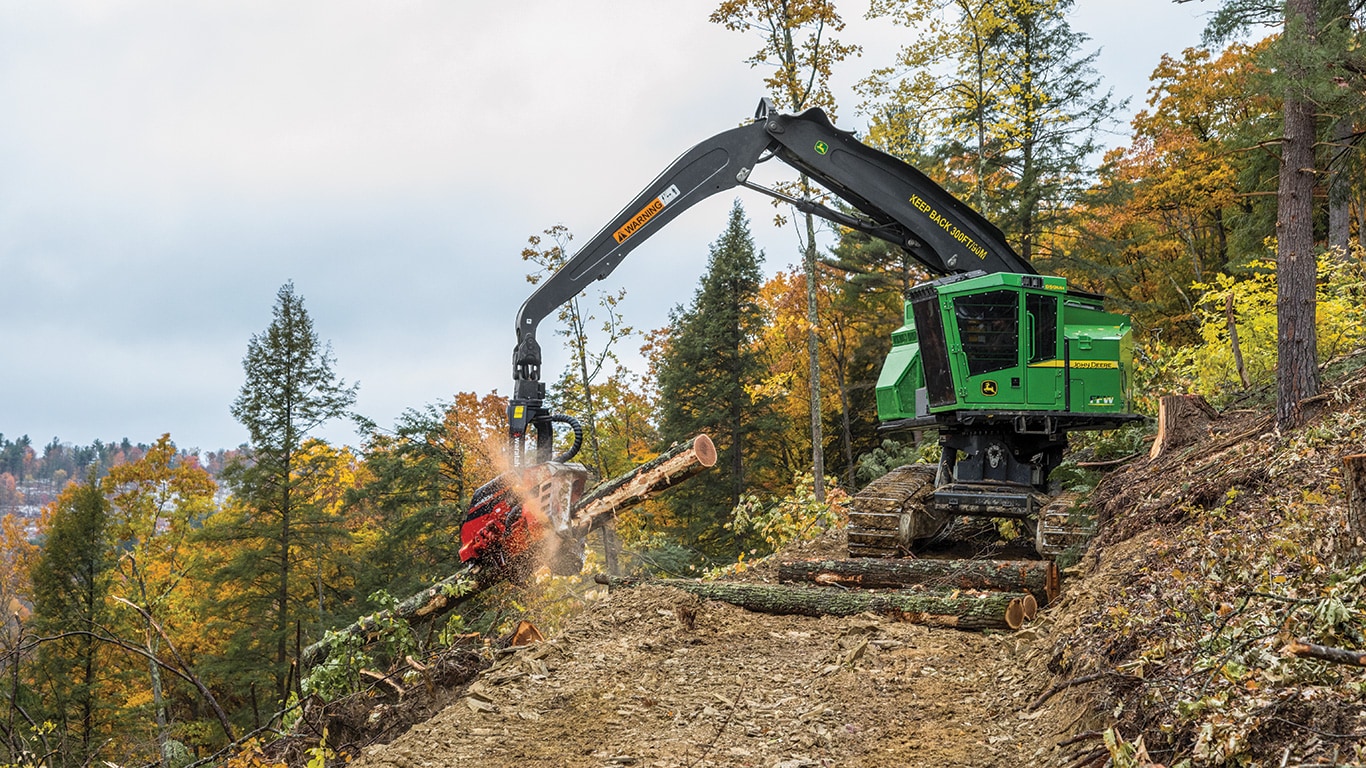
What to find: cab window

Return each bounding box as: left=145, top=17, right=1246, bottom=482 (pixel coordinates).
left=954, top=290, right=1019, bottom=376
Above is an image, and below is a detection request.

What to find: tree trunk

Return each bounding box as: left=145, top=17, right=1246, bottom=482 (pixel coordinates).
left=1275, top=0, right=1321, bottom=430
left=1227, top=293, right=1250, bottom=389
left=600, top=577, right=1031, bottom=631
left=778, top=557, right=1059, bottom=606
left=1149, top=395, right=1219, bottom=459
left=802, top=179, right=827, bottom=503
left=1328, top=116, right=1353, bottom=257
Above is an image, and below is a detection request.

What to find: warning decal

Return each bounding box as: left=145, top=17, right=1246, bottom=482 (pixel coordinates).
left=614, top=185, right=681, bottom=244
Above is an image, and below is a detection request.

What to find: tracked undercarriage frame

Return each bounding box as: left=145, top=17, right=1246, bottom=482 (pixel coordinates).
left=848, top=411, right=1141, bottom=560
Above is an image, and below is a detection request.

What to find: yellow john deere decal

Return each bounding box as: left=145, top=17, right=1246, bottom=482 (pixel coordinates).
left=980, top=380, right=998, bottom=396
left=614, top=185, right=681, bottom=244
left=1028, top=359, right=1119, bottom=369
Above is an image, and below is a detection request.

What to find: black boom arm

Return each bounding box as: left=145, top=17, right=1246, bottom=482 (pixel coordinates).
left=508, top=100, right=1033, bottom=459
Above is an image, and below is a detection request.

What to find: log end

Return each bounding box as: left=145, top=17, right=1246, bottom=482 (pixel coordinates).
left=1020, top=593, right=1038, bottom=622
left=1004, top=597, right=1025, bottom=630
left=1044, top=561, right=1060, bottom=605
left=693, top=434, right=718, bottom=468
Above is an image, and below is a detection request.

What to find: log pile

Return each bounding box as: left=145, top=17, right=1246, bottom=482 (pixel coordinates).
left=777, top=557, right=1059, bottom=606
left=599, top=554, right=1052, bottom=633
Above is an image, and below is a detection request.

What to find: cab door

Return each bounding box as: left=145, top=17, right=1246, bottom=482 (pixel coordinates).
left=1024, top=292, right=1063, bottom=407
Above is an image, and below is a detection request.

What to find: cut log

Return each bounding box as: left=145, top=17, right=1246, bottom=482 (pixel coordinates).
left=1345, top=454, right=1366, bottom=557
left=572, top=434, right=716, bottom=534
left=777, top=557, right=1060, bottom=606
left=1283, top=638, right=1366, bottom=667
left=1149, top=395, right=1219, bottom=459
left=599, top=576, right=1030, bottom=631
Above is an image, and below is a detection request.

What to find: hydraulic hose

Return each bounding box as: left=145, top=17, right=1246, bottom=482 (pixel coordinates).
left=549, top=413, right=584, bottom=463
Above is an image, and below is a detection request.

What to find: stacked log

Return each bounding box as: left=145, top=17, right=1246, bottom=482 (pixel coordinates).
left=598, top=576, right=1037, bottom=632
left=777, top=557, right=1059, bottom=606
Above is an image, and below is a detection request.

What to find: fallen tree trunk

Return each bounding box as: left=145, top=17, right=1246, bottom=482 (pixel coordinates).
left=777, top=557, right=1060, bottom=606
left=598, top=576, right=1030, bottom=631
left=572, top=434, right=716, bottom=533
left=303, top=434, right=716, bottom=669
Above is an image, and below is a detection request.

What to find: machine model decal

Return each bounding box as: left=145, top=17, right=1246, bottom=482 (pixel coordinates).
left=614, top=185, right=681, bottom=244
left=980, top=380, right=998, bottom=396
left=1089, top=395, right=1116, bottom=406
left=1027, top=359, right=1119, bottom=369
left=908, top=194, right=989, bottom=261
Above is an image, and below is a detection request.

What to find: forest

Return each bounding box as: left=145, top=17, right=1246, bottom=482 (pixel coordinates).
left=4, top=0, right=1366, bottom=766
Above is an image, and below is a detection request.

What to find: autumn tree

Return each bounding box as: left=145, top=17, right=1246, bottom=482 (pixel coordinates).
left=1062, top=42, right=1278, bottom=339
left=657, top=202, right=776, bottom=559
left=103, top=435, right=225, bottom=765
left=217, top=281, right=358, bottom=711
left=711, top=0, right=860, bottom=503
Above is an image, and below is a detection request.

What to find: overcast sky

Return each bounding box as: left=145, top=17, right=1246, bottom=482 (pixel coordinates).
left=0, top=0, right=1216, bottom=454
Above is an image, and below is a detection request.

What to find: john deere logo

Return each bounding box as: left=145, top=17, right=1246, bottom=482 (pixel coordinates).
left=981, top=380, right=998, bottom=396
left=814, top=141, right=829, bottom=155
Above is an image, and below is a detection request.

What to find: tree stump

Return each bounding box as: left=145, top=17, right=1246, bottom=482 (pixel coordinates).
left=1149, top=394, right=1219, bottom=459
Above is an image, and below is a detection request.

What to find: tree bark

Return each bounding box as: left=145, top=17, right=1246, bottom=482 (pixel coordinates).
left=1149, top=395, right=1219, bottom=459
left=778, top=557, right=1059, bottom=606
left=600, top=577, right=1030, bottom=631
left=1275, top=0, right=1321, bottom=430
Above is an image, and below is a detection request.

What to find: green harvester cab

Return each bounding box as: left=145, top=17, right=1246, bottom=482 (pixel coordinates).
left=876, top=271, right=1134, bottom=422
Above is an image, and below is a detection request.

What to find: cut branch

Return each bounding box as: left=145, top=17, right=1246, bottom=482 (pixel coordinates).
left=1283, top=638, right=1366, bottom=667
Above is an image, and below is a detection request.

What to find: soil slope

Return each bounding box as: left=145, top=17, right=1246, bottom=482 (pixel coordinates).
left=351, top=580, right=1067, bottom=768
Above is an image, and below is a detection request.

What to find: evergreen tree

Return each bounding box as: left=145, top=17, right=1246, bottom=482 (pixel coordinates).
left=215, top=281, right=357, bottom=711
left=28, top=471, right=111, bottom=766
left=657, top=202, right=772, bottom=560
left=861, top=0, right=1121, bottom=262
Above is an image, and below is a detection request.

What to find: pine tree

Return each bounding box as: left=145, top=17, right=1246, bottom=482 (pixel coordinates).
left=657, top=202, right=772, bottom=560
left=216, top=281, right=357, bottom=711
left=862, top=0, right=1120, bottom=262
left=28, top=471, right=111, bottom=766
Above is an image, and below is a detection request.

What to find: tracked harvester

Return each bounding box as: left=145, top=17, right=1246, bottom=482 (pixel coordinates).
left=469, top=99, right=1140, bottom=571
